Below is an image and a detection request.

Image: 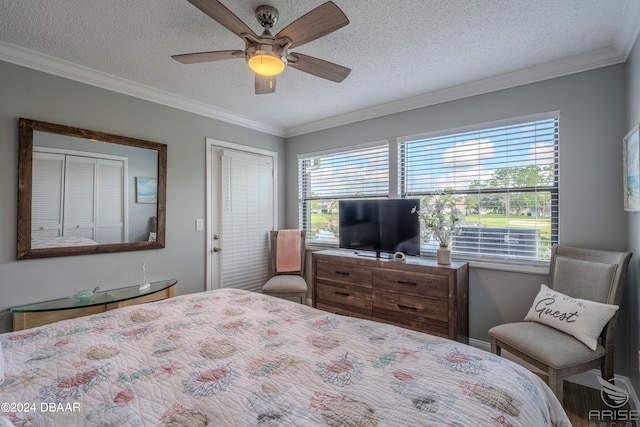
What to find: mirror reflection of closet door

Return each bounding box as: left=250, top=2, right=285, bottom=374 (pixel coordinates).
left=32, top=148, right=126, bottom=245
left=64, top=155, right=96, bottom=240
left=96, top=159, right=126, bottom=243
left=64, top=156, right=125, bottom=243
left=32, top=152, right=64, bottom=238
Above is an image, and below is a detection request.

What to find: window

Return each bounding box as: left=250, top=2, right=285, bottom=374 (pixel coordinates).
left=400, top=114, right=558, bottom=261
left=297, top=113, right=559, bottom=262
left=298, top=142, right=389, bottom=245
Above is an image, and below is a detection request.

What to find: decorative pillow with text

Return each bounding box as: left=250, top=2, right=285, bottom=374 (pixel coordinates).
left=524, top=284, right=618, bottom=350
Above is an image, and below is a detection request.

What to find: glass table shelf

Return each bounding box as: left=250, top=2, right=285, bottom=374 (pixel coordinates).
left=11, top=279, right=177, bottom=330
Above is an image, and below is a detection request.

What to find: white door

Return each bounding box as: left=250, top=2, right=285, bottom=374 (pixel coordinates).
left=32, top=152, right=65, bottom=238
left=64, top=155, right=97, bottom=239
left=207, top=141, right=277, bottom=291
left=95, top=158, right=125, bottom=243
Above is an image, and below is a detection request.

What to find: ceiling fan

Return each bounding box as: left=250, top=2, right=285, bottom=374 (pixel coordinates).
left=172, top=0, right=351, bottom=94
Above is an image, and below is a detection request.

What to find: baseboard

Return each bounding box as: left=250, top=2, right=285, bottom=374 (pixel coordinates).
left=469, top=337, right=491, bottom=352
left=468, top=338, right=640, bottom=411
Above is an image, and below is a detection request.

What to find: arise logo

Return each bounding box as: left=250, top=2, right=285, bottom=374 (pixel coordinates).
left=588, top=377, right=639, bottom=426
left=598, top=376, right=630, bottom=409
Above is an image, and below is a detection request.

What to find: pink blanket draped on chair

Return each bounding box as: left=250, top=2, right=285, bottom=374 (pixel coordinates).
left=276, top=229, right=301, bottom=273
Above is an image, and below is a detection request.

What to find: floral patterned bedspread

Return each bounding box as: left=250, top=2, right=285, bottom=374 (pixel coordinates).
left=0, top=289, right=570, bottom=426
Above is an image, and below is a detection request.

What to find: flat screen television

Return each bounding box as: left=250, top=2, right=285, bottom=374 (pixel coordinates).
left=338, top=199, right=421, bottom=257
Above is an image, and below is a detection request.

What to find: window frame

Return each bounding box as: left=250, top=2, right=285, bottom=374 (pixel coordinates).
left=298, top=112, right=559, bottom=264
left=397, top=112, right=559, bottom=262
left=298, top=141, right=390, bottom=247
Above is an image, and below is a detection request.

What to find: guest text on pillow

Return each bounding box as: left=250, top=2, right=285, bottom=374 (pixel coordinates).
left=524, top=284, right=618, bottom=350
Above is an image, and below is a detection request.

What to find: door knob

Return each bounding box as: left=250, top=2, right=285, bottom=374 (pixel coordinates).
left=213, top=246, right=222, bottom=252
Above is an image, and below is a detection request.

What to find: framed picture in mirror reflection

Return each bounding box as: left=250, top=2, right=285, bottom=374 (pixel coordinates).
left=136, top=177, right=158, bottom=204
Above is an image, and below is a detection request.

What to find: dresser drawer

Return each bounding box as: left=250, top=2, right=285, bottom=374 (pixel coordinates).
left=372, top=289, right=448, bottom=323
left=375, top=314, right=450, bottom=338
left=317, top=282, right=372, bottom=312
left=373, top=268, right=449, bottom=299
left=316, top=259, right=372, bottom=287
left=316, top=302, right=373, bottom=321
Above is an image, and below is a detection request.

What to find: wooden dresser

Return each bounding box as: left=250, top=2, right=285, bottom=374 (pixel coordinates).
left=312, top=249, right=468, bottom=343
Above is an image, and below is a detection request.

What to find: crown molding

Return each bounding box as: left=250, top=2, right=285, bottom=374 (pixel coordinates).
left=1, top=37, right=634, bottom=140
left=284, top=46, right=627, bottom=137
left=614, top=0, right=640, bottom=58
left=0, top=41, right=286, bottom=137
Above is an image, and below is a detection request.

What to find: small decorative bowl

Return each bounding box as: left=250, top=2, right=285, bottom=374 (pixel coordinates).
left=73, top=289, right=94, bottom=301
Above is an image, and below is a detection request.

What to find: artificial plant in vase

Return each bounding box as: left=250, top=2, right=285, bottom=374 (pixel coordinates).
left=412, top=193, right=464, bottom=264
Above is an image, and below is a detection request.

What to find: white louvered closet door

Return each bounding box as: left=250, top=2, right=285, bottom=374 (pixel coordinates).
left=63, top=155, right=97, bottom=239
left=95, top=159, right=125, bottom=243
left=216, top=148, right=274, bottom=292
left=32, top=152, right=65, bottom=238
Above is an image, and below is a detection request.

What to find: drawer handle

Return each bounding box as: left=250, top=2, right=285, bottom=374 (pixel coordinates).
left=335, top=271, right=350, bottom=276
left=335, top=291, right=350, bottom=297
left=398, top=304, right=417, bottom=311
left=397, top=280, right=417, bottom=286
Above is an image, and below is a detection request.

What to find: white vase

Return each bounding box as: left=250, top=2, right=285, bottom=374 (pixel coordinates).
left=437, top=243, right=451, bottom=264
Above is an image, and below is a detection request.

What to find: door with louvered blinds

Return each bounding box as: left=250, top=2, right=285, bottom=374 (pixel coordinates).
left=211, top=147, right=274, bottom=292
left=32, top=152, right=65, bottom=238
left=95, top=159, right=125, bottom=243
left=62, top=155, right=125, bottom=243
left=63, top=155, right=97, bottom=239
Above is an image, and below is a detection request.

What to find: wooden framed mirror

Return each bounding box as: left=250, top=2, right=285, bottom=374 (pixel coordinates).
left=17, top=118, right=167, bottom=259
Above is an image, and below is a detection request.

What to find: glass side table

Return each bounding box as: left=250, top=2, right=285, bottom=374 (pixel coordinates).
left=11, top=279, right=177, bottom=331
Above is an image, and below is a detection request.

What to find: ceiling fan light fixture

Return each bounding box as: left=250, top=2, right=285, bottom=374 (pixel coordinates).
left=175, top=0, right=351, bottom=93
left=246, top=42, right=287, bottom=76
left=247, top=53, right=285, bottom=76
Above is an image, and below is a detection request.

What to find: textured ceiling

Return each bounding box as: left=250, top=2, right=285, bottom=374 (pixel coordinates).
left=1, top=0, right=639, bottom=137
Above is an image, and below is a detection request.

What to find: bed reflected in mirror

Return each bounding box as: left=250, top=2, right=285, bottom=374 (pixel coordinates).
left=17, top=118, right=167, bottom=259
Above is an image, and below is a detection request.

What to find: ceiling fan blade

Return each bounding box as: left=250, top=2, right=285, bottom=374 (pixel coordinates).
left=171, top=50, right=243, bottom=64
left=255, top=75, right=276, bottom=94
left=187, top=0, right=257, bottom=39
left=275, top=1, right=349, bottom=49
left=289, top=53, right=351, bottom=83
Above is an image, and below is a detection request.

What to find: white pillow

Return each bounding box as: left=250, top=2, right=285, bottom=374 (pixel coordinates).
left=524, top=284, right=618, bottom=350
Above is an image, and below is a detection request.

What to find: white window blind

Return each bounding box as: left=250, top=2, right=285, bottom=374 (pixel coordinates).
left=298, top=143, right=389, bottom=245
left=400, top=115, right=559, bottom=261
left=220, top=150, right=274, bottom=292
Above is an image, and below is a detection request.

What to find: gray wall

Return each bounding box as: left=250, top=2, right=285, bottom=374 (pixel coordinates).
left=627, top=38, right=640, bottom=392
left=0, top=60, right=286, bottom=332
left=286, top=64, right=632, bottom=376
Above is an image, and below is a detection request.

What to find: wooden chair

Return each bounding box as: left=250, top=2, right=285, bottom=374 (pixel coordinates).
left=261, top=230, right=307, bottom=304
left=489, top=244, right=631, bottom=404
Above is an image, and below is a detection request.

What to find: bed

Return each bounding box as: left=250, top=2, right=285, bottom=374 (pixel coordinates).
left=30, top=236, right=99, bottom=249
left=0, top=288, right=570, bottom=426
